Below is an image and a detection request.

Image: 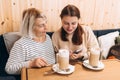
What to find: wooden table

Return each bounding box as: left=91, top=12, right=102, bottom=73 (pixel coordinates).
left=21, top=59, right=120, bottom=80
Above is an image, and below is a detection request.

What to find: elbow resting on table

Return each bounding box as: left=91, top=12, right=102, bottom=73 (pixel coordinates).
left=5, top=65, right=21, bottom=75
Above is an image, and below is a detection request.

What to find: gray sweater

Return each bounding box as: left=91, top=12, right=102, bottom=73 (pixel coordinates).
left=5, top=34, right=55, bottom=74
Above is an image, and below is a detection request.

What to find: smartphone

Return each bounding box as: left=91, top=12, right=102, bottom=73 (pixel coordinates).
left=73, top=49, right=82, bottom=54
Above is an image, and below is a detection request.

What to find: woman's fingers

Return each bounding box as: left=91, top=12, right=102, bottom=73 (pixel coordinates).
left=39, top=58, right=48, bottom=67
left=40, top=58, right=48, bottom=65
left=70, top=54, right=78, bottom=59
left=32, top=58, right=48, bottom=67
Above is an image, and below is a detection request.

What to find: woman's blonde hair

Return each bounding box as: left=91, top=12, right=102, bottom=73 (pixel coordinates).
left=21, top=8, right=46, bottom=38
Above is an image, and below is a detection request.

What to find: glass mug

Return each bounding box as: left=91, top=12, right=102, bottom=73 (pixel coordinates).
left=56, top=49, right=69, bottom=70
left=89, top=48, right=100, bottom=67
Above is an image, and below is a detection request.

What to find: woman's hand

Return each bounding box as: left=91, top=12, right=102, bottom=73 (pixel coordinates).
left=70, top=51, right=83, bottom=60
left=29, top=58, right=48, bottom=68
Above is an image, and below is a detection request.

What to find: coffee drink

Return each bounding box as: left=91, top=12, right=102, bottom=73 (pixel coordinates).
left=89, top=48, right=100, bottom=67
left=57, top=49, right=69, bottom=70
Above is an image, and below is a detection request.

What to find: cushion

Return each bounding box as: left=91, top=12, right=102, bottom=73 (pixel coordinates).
left=3, top=32, right=21, bottom=53
left=0, top=35, right=9, bottom=76
left=0, top=76, right=16, bottom=80
left=115, top=36, right=120, bottom=44
left=98, top=31, right=119, bottom=59
left=107, top=44, right=120, bottom=59
left=96, top=28, right=120, bottom=37
left=46, top=32, right=54, bottom=38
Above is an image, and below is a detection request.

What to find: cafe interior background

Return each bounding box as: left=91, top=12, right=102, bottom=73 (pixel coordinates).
left=0, top=0, right=120, bottom=34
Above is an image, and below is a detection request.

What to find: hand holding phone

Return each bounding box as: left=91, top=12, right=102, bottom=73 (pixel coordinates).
left=73, top=49, right=82, bottom=54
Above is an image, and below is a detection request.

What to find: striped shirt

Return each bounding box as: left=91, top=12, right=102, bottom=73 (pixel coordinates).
left=5, top=34, right=55, bottom=74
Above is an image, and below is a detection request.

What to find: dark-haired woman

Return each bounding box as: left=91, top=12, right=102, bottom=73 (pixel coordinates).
left=52, top=5, right=99, bottom=60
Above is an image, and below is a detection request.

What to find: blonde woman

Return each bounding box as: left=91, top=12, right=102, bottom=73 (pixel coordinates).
left=5, top=8, right=55, bottom=74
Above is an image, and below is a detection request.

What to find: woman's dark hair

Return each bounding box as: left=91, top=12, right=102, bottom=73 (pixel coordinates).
left=60, top=4, right=83, bottom=45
